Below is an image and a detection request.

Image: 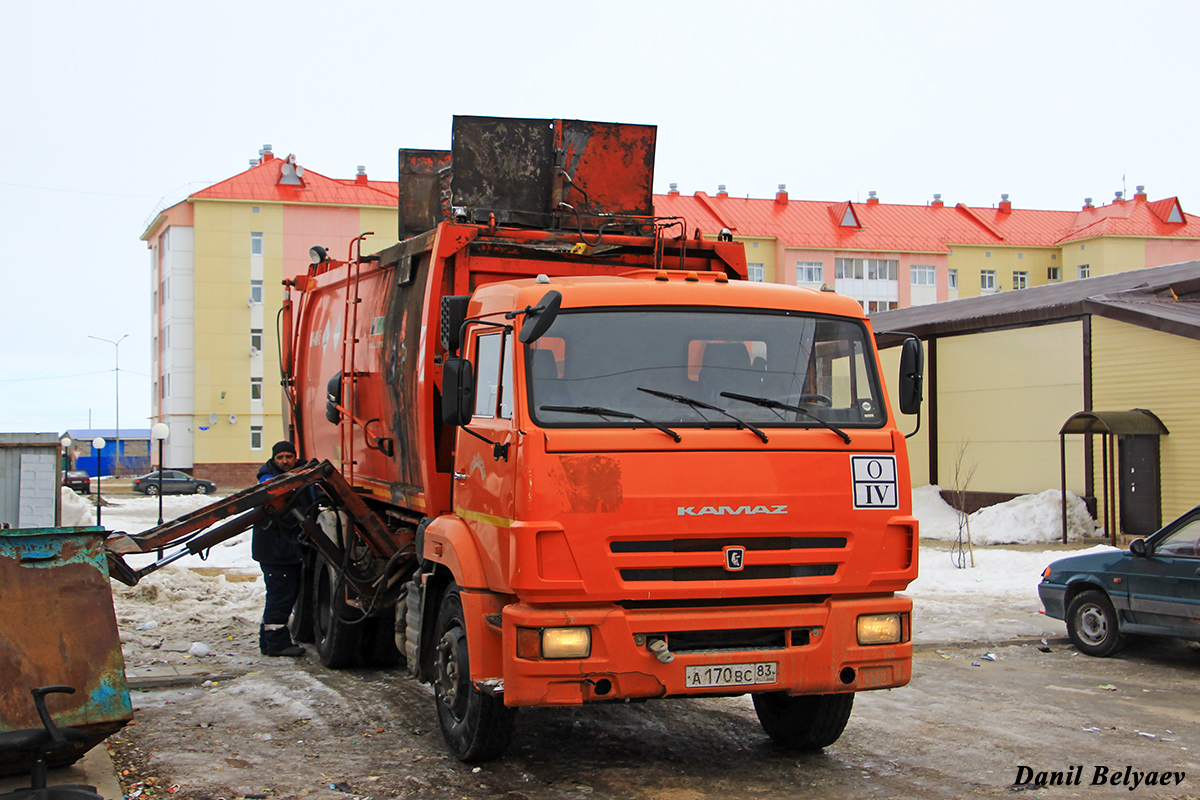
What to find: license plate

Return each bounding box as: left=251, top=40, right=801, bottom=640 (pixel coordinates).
left=685, top=662, right=778, bottom=688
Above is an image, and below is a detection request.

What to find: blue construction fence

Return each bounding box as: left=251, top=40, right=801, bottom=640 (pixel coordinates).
left=62, top=430, right=152, bottom=478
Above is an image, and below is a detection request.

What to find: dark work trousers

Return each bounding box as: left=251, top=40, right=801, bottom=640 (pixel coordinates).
left=260, top=564, right=301, bottom=653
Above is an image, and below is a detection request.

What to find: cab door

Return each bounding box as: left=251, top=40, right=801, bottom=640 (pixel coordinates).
left=451, top=329, right=517, bottom=589
left=1125, top=510, right=1200, bottom=636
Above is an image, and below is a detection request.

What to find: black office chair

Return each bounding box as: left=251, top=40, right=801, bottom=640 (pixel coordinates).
left=0, top=687, right=101, bottom=800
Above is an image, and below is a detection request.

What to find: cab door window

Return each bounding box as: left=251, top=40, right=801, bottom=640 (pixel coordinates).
left=473, top=331, right=514, bottom=420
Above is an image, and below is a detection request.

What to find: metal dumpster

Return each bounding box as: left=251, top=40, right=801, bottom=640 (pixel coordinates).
left=0, top=526, right=132, bottom=776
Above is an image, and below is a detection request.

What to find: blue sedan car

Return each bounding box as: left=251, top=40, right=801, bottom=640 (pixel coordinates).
left=1038, top=505, right=1200, bottom=657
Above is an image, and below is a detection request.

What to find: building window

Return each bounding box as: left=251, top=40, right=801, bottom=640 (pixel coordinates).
left=867, top=301, right=899, bottom=313
left=1013, top=271, right=1028, bottom=290
left=948, top=269, right=958, bottom=289
left=250, top=279, right=263, bottom=304
left=835, top=258, right=898, bottom=281
left=163, top=324, right=170, bottom=348
left=747, top=263, right=765, bottom=282
left=161, top=373, right=170, bottom=398
left=835, top=258, right=863, bottom=279
left=1048, top=266, right=1061, bottom=281
left=911, top=265, right=936, bottom=286
left=796, top=262, right=823, bottom=284
left=251, top=232, right=263, bottom=256
left=161, top=277, right=169, bottom=301
left=251, top=328, right=262, bottom=352
left=251, top=378, right=263, bottom=400
left=1078, top=264, right=1090, bottom=279
left=981, top=270, right=997, bottom=292
left=251, top=426, right=263, bottom=450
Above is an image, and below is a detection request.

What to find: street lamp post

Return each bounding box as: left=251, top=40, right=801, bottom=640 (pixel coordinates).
left=92, top=437, right=106, bottom=527
left=89, top=334, right=128, bottom=476
left=151, top=423, right=170, bottom=526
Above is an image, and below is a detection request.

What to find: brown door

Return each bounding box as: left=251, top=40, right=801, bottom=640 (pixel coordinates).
left=1119, top=434, right=1161, bottom=538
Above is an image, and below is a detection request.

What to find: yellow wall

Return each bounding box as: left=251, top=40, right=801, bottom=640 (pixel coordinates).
left=1090, top=317, right=1200, bottom=521
left=1061, top=237, right=1146, bottom=279
left=934, top=322, right=1086, bottom=494
left=878, top=345, right=929, bottom=486
left=948, top=245, right=1061, bottom=297
left=738, top=236, right=777, bottom=282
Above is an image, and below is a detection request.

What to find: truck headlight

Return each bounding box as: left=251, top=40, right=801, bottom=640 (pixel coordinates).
left=857, top=613, right=903, bottom=645
left=517, top=627, right=592, bottom=659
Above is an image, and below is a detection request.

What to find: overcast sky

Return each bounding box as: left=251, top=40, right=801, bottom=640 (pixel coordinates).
left=3, top=0, right=1196, bottom=435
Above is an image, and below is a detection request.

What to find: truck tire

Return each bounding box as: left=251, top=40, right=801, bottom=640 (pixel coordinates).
left=288, top=552, right=316, bottom=644
left=433, top=583, right=516, bottom=762
left=752, top=691, right=854, bottom=750
left=312, top=554, right=363, bottom=668
left=1066, top=589, right=1125, bottom=657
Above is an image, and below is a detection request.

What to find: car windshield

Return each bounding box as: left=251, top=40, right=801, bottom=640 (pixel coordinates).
left=526, top=308, right=885, bottom=429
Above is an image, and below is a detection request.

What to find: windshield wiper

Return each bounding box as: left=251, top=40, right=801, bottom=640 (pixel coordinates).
left=540, top=405, right=681, bottom=443
left=720, top=391, right=851, bottom=444
left=636, top=388, right=768, bottom=443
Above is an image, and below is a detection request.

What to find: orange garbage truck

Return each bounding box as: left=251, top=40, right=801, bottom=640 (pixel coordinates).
left=110, top=116, right=924, bottom=762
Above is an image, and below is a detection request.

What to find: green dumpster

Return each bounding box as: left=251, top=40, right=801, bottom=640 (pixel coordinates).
left=0, top=526, right=132, bottom=775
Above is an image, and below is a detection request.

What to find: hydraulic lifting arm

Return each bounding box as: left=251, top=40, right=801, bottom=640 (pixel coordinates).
left=104, top=460, right=411, bottom=591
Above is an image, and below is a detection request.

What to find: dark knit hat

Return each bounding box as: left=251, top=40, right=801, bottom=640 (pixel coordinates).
left=272, top=440, right=297, bottom=457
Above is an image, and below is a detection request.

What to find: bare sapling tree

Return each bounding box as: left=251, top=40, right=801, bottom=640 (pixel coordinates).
left=949, top=439, right=978, bottom=569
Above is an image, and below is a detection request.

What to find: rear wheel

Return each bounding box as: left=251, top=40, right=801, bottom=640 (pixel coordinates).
left=145, top=484, right=159, bottom=496
left=197, top=484, right=210, bottom=495
left=1066, top=590, right=1125, bottom=657
left=312, top=554, right=363, bottom=668
left=752, top=691, right=854, bottom=750
left=433, top=583, right=515, bottom=762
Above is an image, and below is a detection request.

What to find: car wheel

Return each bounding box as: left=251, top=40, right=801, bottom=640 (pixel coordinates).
left=196, top=484, right=210, bottom=494
left=145, top=484, right=158, bottom=496
left=1066, top=589, right=1125, bottom=657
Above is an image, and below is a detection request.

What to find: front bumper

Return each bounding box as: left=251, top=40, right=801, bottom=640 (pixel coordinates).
left=491, top=594, right=912, bottom=707
left=1038, top=582, right=1066, bottom=621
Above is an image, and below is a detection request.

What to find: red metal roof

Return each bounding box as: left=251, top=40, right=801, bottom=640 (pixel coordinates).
left=653, top=191, right=1200, bottom=252
left=191, top=155, right=399, bottom=207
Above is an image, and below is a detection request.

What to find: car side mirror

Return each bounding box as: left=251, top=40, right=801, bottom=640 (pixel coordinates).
left=442, top=357, right=475, bottom=427
left=1129, top=538, right=1147, bottom=557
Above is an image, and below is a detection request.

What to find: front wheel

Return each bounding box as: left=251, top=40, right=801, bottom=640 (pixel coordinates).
left=144, top=484, right=159, bottom=496
left=433, top=583, right=516, bottom=762
left=196, top=484, right=210, bottom=495
left=1066, top=590, right=1125, bottom=657
left=752, top=691, right=854, bottom=750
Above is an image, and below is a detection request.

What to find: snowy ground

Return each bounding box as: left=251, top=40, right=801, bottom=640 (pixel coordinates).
left=62, top=484, right=1107, bottom=655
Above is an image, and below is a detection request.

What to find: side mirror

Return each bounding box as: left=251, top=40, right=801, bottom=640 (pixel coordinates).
left=1130, top=538, right=1148, bottom=557
left=898, top=337, right=924, bottom=416
left=442, top=357, right=475, bottom=426
left=517, top=290, right=563, bottom=344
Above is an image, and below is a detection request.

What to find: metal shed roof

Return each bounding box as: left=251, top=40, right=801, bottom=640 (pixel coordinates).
left=1058, top=409, right=1169, bottom=436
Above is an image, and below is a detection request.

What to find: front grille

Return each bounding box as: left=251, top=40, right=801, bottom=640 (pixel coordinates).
left=620, top=564, right=838, bottom=582
left=652, top=627, right=814, bottom=653
left=617, top=594, right=829, bottom=610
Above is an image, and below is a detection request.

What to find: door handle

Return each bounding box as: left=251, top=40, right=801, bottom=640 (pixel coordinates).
left=453, top=472, right=467, bottom=481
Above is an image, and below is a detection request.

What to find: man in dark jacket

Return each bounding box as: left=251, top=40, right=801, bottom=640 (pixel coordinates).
left=254, top=440, right=307, bottom=656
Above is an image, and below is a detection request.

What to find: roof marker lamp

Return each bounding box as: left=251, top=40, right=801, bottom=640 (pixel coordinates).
left=309, top=245, right=328, bottom=265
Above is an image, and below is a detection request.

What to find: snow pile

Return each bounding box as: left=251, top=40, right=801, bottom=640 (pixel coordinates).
left=60, top=487, right=95, bottom=526
left=914, top=485, right=1101, bottom=544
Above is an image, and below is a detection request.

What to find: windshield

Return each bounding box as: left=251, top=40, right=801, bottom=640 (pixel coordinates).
left=526, top=308, right=886, bottom=430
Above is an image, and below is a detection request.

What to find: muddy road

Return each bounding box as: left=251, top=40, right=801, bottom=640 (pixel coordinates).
left=109, top=634, right=1200, bottom=800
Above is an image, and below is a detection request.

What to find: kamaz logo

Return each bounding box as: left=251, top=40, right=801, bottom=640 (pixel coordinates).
left=677, top=505, right=788, bottom=516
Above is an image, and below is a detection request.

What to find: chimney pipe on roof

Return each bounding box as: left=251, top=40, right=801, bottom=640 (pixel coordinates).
left=1135, top=185, right=1147, bottom=200
left=775, top=184, right=788, bottom=206
left=999, top=193, right=1012, bottom=213
left=259, top=144, right=274, bottom=162
left=1084, top=197, right=1094, bottom=209
left=355, top=165, right=368, bottom=185
left=931, top=193, right=944, bottom=208
left=1114, top=191, right=1124, bottom=201
left=866, top=190, right=879, bottom=206
left=668, top=182, right=679, bottom=196
left=717, top=184, right=728, bottom=197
